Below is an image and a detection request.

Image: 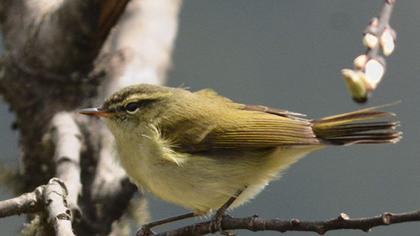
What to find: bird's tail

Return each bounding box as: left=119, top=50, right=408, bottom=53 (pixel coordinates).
left=312, top=105, right=401, bottom=145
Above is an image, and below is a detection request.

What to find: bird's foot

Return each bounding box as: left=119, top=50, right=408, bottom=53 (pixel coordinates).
left=136, top=225, right=156, bottom=236
left=209, top=213, right=235, bottom=236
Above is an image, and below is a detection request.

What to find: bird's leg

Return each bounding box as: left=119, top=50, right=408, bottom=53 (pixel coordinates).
left=209, top=187, right=246, bottom=236
left=136, top=212, right=196, bottom=236
left=136, top=187, right=246, bottom=236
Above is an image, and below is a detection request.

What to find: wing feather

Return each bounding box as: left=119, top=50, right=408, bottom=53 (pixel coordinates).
left=160, top=92, right=320, bottom=153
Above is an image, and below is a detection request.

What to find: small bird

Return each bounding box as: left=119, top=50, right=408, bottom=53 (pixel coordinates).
left=80, top=84, right=401, bottom=232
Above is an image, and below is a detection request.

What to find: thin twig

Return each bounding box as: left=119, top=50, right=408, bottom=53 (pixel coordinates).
left=0, top=187, right=43, bottom=218
left=342, top=0, right=397, bottom=102
left=365, top=0, right=396, bottom=58
left=156, top=210, right=420, bottom=236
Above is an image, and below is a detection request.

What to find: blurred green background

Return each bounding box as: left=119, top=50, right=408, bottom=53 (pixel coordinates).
left=1, top=1, right=419, bottom=235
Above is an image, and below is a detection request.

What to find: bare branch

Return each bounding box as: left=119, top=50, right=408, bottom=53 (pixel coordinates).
left=0, top=0, right=131, bottom=80
left=0, top=178, right=74, bottom=235
left=43, top=178, right=74, bottom=236
left=342, top=0, right=397, bottom=103
left=90, top=127, right=128, bottom=200
left=96, top=0, right=131, bottom=43
left=0, top=187, right=42, bottom=218
left=0, top=0, right=181, bottom=234
left=156, top=210, right=420, bottom=236
left=88, top=0, right=182, bottom=228
left=50, top=112, right=82, bottom=214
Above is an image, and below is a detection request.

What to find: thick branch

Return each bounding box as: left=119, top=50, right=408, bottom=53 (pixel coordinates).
left=0, top=0, right=131, bottom=81
left=88, top=0, right=182, bottom=232
left=96, top=0, right=131, bottom=43
left=51, top=112, right=82, bottom=214
left=156, top=210, right=420, bottom=236
left=44, top=178, right=74, bottom=236
left=0, top=178, right=74, bottom=235
left=0, top=0, right=181, bottom=234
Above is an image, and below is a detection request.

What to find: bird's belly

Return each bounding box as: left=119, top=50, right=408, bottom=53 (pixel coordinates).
left=117, top=137, right=320, bottom=213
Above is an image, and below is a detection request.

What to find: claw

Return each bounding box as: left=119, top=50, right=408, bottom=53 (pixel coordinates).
left=136, top=225, right=156, bottom=236
left=209, top=214, right=235, bottom=236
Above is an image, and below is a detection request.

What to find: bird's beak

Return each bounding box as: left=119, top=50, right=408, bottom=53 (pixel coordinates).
left=79, top=107, right=111, bottom=117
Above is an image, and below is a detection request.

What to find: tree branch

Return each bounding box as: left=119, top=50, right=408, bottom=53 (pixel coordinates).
left=96, top=0, right=131, bottom=43
left=0, top=187, right=42, bottom=218
left=0, top=178, right=74, bottom=235
left=0, top=0, right=181, bottom=234
left=342, top=0, right=397, bottom=103
left=87, top=0, right=182, bottom=233
left=155, top=210, right=420, bottom=236
left=43, top=178, right=75, bottom=236
left=50, top=112, right=82, bottom=216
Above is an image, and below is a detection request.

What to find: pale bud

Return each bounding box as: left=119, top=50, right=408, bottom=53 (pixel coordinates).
left=380, top=29, right=396, bottom=56
left=370, top=17, right=379, bottom=27
left=364, top=59, right=385, bottom=89
left=363, top=33, right=379, bottom=48
left=342, top=69, right=368, bottom=103
left=353, top=55, right=368, bottom=69
left=339, top=213, right=350, bottom=220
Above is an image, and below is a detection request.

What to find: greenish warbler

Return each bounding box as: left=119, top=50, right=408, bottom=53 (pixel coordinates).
left=80, top=84, right=400, bottom=227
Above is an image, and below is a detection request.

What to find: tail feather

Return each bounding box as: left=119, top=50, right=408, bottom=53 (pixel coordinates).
left=312, top=107, right=401, bottom=145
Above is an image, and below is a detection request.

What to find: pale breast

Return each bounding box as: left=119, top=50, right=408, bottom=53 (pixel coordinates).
left=110, top=122, right=321, bottom=213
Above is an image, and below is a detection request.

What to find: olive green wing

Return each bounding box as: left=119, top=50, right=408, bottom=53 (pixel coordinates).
left=195, top=89, right=306, bottom=118
left=161, top=92, right=320, bottom=153
left=190, top=111, right=319, bottom=152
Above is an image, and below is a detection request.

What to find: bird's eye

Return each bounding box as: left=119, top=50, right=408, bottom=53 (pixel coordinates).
left=125, top=102, right=139, bottom=114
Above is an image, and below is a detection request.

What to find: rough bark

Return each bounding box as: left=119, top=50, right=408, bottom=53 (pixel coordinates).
left=0, top=0, right=182, bottom=234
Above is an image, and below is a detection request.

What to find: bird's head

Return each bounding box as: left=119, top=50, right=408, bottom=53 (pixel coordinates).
left=79, top=84, right=176, bottom=133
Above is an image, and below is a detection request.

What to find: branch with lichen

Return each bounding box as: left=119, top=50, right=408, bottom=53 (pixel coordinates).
left=153, top=210, right=420, bottom=236
left=342, top=0, right=397, bottom=103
